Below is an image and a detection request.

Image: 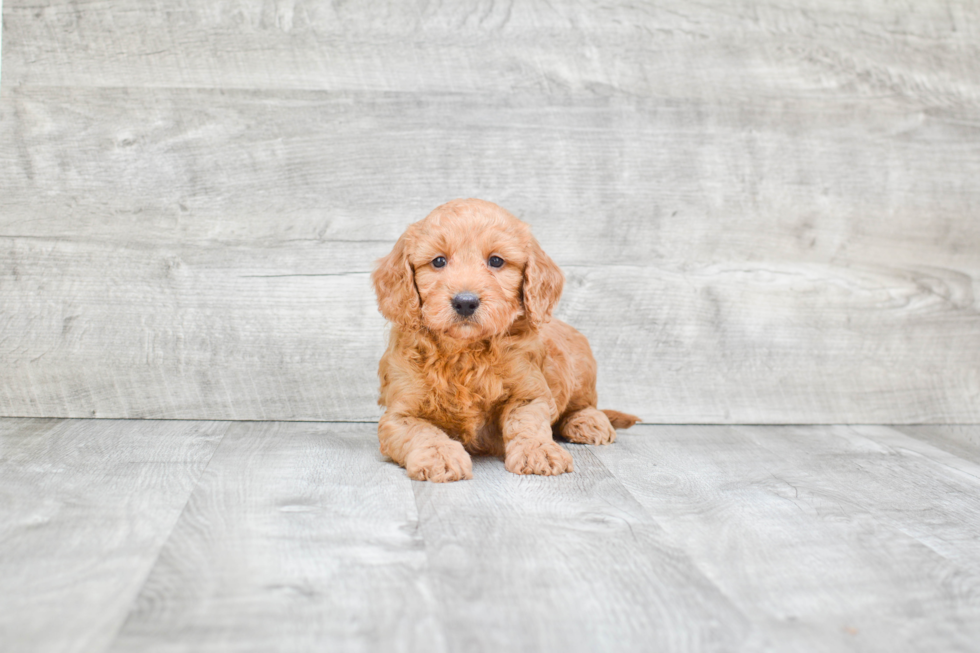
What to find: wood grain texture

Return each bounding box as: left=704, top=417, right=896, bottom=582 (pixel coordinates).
left=593, top=424, right=980, bottom=652
left=410, top=448, right=751, bottom=652
left=2, top=228, right=976, bottom=422
left=0, top=418, right=224, bottom=653
left=4, top=87, right=980, bottom=262
left=0, top=235, right=388, bottom=420
left=4, top=0, right=980, bottom=97
left=1, top=86, right=978, bottom=422
left=898, top=425, right=980, bottom=464
left=7, top=420, right=980, bottom=652
left=109, top=421, right=752, bottom=653
left=108, top=421, right=441, bottom=653
left=1, top=0, right=979, bottom=422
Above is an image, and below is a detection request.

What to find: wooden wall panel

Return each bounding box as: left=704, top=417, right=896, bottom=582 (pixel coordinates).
left=1, top=229, right=976, bottom=422
left=1, top=1, right=978, bottom=422
left=0, top=236, right=388, bottom=420
left=4, top=1, right=979, bottom=97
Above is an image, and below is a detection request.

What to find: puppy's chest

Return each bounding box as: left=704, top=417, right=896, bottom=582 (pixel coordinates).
left=421, top=351, right=510, bottom=422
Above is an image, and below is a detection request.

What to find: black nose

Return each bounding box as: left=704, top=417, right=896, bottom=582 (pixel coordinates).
left=452, top=292, right=481, bottom=317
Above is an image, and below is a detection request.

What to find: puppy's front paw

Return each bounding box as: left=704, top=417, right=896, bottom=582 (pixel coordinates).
left=560, top=408, right=617, bottom=445
left=405, top=440, right=473, bottom=482
left=505, top=439, right=573, bottom=476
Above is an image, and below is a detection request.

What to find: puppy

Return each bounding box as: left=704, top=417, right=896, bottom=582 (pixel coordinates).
left=372, top=198, right=639, bottom=482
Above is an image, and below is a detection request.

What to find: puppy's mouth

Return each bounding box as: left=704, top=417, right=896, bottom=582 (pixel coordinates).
left=446, top=314, right=487, bottom=339
left=452, top=316, right=480, bottom=329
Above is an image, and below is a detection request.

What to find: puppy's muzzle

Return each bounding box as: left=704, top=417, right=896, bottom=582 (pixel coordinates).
left=452, top=292, right=481, bottom=318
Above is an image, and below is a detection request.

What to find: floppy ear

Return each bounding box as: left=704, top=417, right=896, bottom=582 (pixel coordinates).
left=372, top=231, right=421, bottom=330
left=522, top=236, right=564, bottom=328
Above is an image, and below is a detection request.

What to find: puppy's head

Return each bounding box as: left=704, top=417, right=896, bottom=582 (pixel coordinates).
left=372, top=199, right=564, bottom=341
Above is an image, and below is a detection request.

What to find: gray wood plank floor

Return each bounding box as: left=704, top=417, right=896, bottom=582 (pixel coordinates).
left=3, top=418, right=979, bottom=652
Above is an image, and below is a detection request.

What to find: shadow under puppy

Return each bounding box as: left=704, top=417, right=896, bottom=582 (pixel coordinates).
left=372, top=198, right=639, bottom=482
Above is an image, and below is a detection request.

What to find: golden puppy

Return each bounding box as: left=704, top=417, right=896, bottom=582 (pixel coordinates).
left=372, top=198, right=639, bottom=482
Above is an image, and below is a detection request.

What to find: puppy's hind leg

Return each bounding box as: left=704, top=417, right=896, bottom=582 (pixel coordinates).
left=558, top=407, right=618, bottom=445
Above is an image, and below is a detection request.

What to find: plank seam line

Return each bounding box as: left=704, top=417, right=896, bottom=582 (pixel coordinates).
left=408, top=474, right=453, bottom=645
left=96, top=421, right=231, bottom=653
left=574, top=444, right=755, bottom=627
left=238, top=272, right=370, bottom=278
left=2, top=416, right=979, bottom=426
left=0, top=416, right=381, bottom=424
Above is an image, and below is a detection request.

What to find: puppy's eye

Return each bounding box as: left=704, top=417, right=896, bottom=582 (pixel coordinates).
left=488, top=256, right=505, bottom=268
left=432, top=256, right=447, bottom=269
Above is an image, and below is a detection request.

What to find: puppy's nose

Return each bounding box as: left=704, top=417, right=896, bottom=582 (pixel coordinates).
left=452, top=292, right=481, bottom=317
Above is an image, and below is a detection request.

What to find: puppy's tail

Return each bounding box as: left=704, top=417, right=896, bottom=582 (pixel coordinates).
left=601, top=409, right=642, bottom=430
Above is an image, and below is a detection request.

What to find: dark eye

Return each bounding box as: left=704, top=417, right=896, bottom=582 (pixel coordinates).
left=488, top=256, right=505, bottom=268
left=432, top=256, right=447, bottom=268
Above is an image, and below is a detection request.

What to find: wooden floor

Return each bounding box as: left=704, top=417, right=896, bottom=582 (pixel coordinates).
left=3, top=419, right=979, bottom=652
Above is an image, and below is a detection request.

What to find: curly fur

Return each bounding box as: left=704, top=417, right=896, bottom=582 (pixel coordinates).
left=372, top=198, right=640, bottom=482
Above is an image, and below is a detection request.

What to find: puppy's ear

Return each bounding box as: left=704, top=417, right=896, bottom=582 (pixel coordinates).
left=523, top=236, right=564, bottom=328
left=372, top=230, right=421, bottom=329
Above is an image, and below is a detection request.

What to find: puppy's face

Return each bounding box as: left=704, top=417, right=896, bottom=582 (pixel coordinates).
left=411, top=210, right=527, bottom=340
left=373, top=199, right=564, bottom=341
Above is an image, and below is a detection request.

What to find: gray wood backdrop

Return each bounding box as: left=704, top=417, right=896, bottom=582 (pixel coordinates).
left=1, top=0, right=978, bottom=423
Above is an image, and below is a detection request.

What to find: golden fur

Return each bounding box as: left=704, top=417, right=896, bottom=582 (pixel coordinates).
left=372, top=198, right=639, bottom=482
